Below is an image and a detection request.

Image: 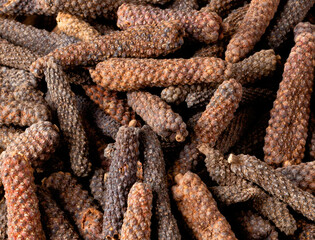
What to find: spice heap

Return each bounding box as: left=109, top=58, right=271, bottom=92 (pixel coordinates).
left=0, top=1, right=314, bottom=239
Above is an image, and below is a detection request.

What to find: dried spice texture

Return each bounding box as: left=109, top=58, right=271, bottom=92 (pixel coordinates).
left=90, top=168, right=106, bottom=209
left=42, top=172, right=102, bottom=239
left=0, top=67, right=37, bottom=89
left=264, top=25, right=315, bottom=167
left=0, top=199, right=7, bottom=239
left=117, top=3, right=222, bottom=43
left=57, top=12, right=101, bottom=42
left=193, top=42, right=226, bottom=58
left=200, top=0, right=247, bottom=18
left=266, top=0, right=315, bottom=49
left=37, top=188, right=81, bottom=240
left=185, top=84, right=216, bottom=108
left=140, top=125, right=181, bottom=240
left=169, top=0, right=198, bottom=11
left=0, top=84, right=44, bottom=103
left=84, top=84, right=135, bottom=126
left=0, top=125, right=23, bottom=149
left=44, top=58, right=91, bottom=177
left=127, top=91, right=188, bottom=142
left=93, top=108, right=120, bottom=140
left=31, top=21, right=184, bottom=77
left=172, top=172, right=237, bottom=240
left=0, top=152, right=45, bottom=239
left=225, top=0, right=280, bottom=63
left=103, top=126, right=140, bottom=239
left=0, top=17, right=77, bottom=56
left=0, top=38, right=39, bottom=70
left=228, top=154, right=315, bottom=221
left=120, top=182, right=152, bottom=240
left=160, top=85, right=190, bottom=105
left=297, top=220, right=315, bottom=240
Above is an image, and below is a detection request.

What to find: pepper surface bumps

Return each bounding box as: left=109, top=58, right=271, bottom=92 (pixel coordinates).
left=200, top=0, right=247, bottom=18
left=127, top=91, right=188, bottom=142
left=172, top=171, right=237, bottom=240
left=0, top=125, right=23, bottom=149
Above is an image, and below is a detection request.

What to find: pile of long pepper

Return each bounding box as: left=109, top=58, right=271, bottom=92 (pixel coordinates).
left=0, top=0, right=314, bottom=239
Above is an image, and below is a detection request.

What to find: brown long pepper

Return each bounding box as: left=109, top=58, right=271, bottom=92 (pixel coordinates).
left=228, top=154, right=315, bottom=221
left=172, top=171, right=237, bottom=240
left=200, top=0, right=247, bottom=18
left=0, top=66, right=37, bottom=89
left=117, top=3, right=222, bottom=43
left=120, top=182, right=153, bottom=240
left=127, top=91, right=188, bottom=142
left=225, top=0, right=280, bottom=63
left=264, top=22, right=315, bottom=167
left=169, top=0, right=198, bottom=11
left=93, top=108, right=121, bottom=140
left=1, top=84, right=45, bottom=103
left=30, top=21, right=184, bottom=77
left=0, top=125, right=23, bottom=149
left=0, top=199, right=7, bottom=239
left=90, top=168, right=106, bottom=210
left=44, top=58, right=91, bottom=177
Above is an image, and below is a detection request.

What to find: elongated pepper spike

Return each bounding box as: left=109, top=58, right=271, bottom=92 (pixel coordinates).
left=0, top=17, right=77, bottom=56
left=140, top=125, right=181, bottom=239
left=56, top=12, right=101, bottom=42
left=37, top=188, right=81, bottom=240
left=169, top=0, right=198, bottom=11
left=0, top=66, right=37, bottom=88
left=127, top=91, right=188, bottom=142
left=225, top=0, right=280, bottom=63
left=172, top=172, right=237, bottom=240
left=297, top=219, right=315, bottom=240
left=200, top=0, right=247, bottom=18
left=93, top=108, right=121, bottom=140
left=0, top=199, right=7, bottom=239
left=90, top=168, right=106, bottom=209
left=117, top=3, right=222, bottom=43
left=103, top=126, right=140, bottom=239
left=228, top=154, right=315, bottom=221
left=0, top=125, right=23, bottom=149
left=84, top=84, right=136, bottom=126
left=266, top=0, right=315, bottom=49
left=193, top=41, right=226, bottom=58
left=264, top=23, right=315, bottom=167
left=30, top=21, right=184, bottom=77
left=160, top=85, right=191, bottom=105
left=120, top=182, right=153, bottom=240
left=44, top=58, right=91, bottom=177
left=1, top=84, right=45, bottom=103
left=42, top=172, right=103, bottom=240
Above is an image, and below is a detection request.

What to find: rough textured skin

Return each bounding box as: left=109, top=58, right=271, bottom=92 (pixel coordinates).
left=266, top=0, right=315, bottom=49
left=93, top=108, right=120, bottom=140
left=37, top=188, right=81, bottom=240
left=103, top=126, right=140, bottom=239
left=117, top=3, right=222, bottom=43
left=225, top=0, right=280, bottom=63
left=44, top=58, right=91, bottom=177
left=169, top=0, right=198, bottom=11
left=0, top=17, right=77, bottom=56
left=42, top=172, right=102, bottom=239
left=160, top=85, right=190, bottom=105
left=193, top=41, right=226, bottom=58
left=297, top=219, right=315, bottom=240
left=1, top=84, right=45, bottom=103
left=0, top=153, right=45, bottom=239
left=120, top=182, right=153, bottom=240
left=90, top=168, right=106, bottom=209
left=0, top=67, right=37, bottom=88
left=172, top=172, right=237, bottom=240
left=200, top=0, right=247, bottom=18
left=127, top=91, right=188, bottom=142
left=0, top=199, right=7, bottom=239
left=228, top=154, right=315, bottom=221
left=0, top=125, right=23, bottom=149
left=264, top=24, right=315, bottom=167
left=30, top=21, right=184, bottom=77
left=140, top=125, right=181, bottom=240
left=185, top=84, right=217, bottom=108
left=0, top=38, right=39, bottom=70
left=84, top=84, right=135, bottom=126
left=57, top=12, right=101, bottom=42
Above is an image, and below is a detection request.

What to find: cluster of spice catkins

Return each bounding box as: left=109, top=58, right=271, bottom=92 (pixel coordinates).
left=0, top=0, right=314, bottom=239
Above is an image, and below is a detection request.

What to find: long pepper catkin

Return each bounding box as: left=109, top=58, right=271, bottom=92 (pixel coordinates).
left=0, top=199, right=7, bottom=239
left=0, top=66, right=37, bottom=88
left=160, top=85, right=191, bottom=105
left=228, top=154, right=315, bottom=221
left=264, top=23, right=315, bottom=167
left=37, top=188, right=81, bottom=240
left=30, top=21, right=184, bottom=77
left=42, top=172, right=103, bottom=240
left=103, top=126, right=140, bottom=239
left=266, top=0, right=315, bottom=49
left=140, top=125, right=181, bottom=240
left=120, top=182, right=153, bottom=240
left=200, top=0, right=247, bottom=18
left=172, top=172, right=237, bottom=240
left=0, top=125, right=23, bottom=149
left=90, top=168, right=106, bottom=209
left=169, top=0, right=198, bottom=11
left=117, top=3, right=222, bottom=43
left=1, top=84, right=45, bottom=103
left=44, top=58, right=91, bottom=177
left=93, top=108, right=120, bottom=140
left=225, top=0, right=280, bottom=63
left=127, top=91, right=188, bottom=142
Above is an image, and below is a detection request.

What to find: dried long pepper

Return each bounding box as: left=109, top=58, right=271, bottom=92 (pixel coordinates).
left=160, top=85, right=190, bottom=105
left=44, top=58, right=91, bottom=177
left=1, top=84, right=45, bottom=103
left=103, top=126, right=140, bottom=239
left=0, top=66, right=37, bottom=88
left=297, top=219, right=315, bottom=240
left=193, top=41, right=226, bottom=58
left=228, top=154, right=315, bottom=221
left=172, top=171, right=237, bottom=240
left=117, top=3, right=222, bottom=43
left=0, top=17, right=77, bottom=56
left=264, top=22, right=315, bottom=167
left=185, top=84, right=217, bottom=108
left=200, top=0, right=247, bottom=18
left=120, top=182, right=152, bottom=240
left=0, top=198, right=7, bottom=239
left=56, top=12, right=101, bottom=42
left=169, top=0, right=198, bottom=11
left=225, top=0, right=280, bottom=63
left=90, top=168, right=106, bottom=209
left=0, top=125, right=23, bottom=149
left=93, top=108, right=120, bottom=140
left=30, top=21, right=184, bottom=77
left=42, top=171, right=103, bottom=239
left=84, top=84, right=135, bottom=126
left=127, top=91, right=188, bottom=142
left=140, top=125, right=181, bottom=240
left=266, top=0, right=315, bottom=49
left=37, top=188, right=81, bottom=240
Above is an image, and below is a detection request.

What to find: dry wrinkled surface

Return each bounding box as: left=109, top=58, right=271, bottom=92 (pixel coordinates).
left=200, top=0, right=247, bottom=18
